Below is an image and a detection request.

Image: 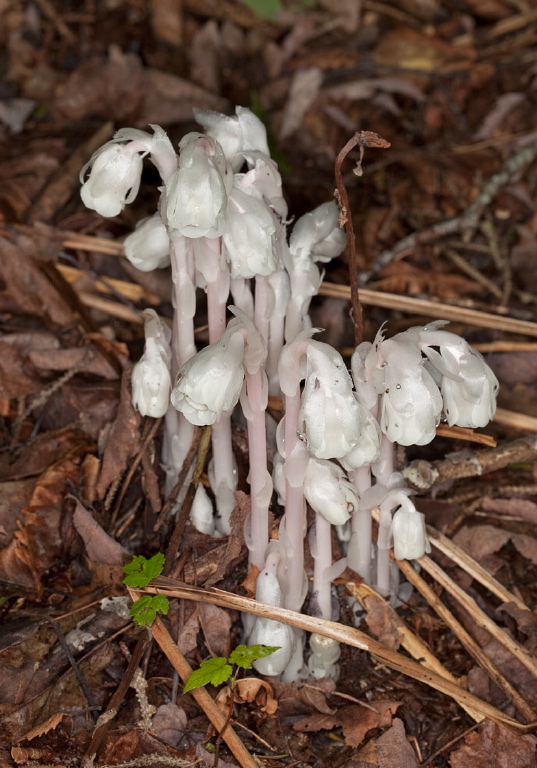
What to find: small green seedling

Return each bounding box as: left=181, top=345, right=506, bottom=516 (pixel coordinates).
left=184, top=644, right=280, bottom=693
left=123, top=553, right=170, bottom=627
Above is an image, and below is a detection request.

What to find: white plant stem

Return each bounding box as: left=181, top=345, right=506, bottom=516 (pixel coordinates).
left=164, top=236, right=196, bottom=491
left=282, top=389, right=307, bottom=612
left=206, top=237, right=237, bottom=534
left=374, top=434, right=396, bottom=595
left=244, top=367, right=270, bottom=570
left=348, top=465, right=373, bottom=583
left=312, top=512, right=333, bottom=621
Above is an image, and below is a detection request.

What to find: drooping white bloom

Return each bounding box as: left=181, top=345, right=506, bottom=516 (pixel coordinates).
left=124, top=214, right=170, bottom=271
left=303, top=457, right=359, bottom=526
left=412, top=323, right=499, bottom=428
left=289, top=200, right=346, bottom=264
left=249, top=551, right=296, bottom=676
left=284, top=200, right=346, bottom=340
left=223, top=184, right=277, bottom=278
left=194, top=106, right=270, bottom=171
left=391, top=495, right=431, bottom=560
left=190, top=483, right=215, bottom=536
left=163, top=134, right=229, bottom=239
left=340, top=403, right=382, bottom=470
left=80, top=125, right=176, bottom=217
left=171, top=327, right=245, bottom=425
left=373, top=336, right=443, bottom=446
left=131, top=310, right=172, bottom=417
left=298, top=341, right=362, bottom=459
left=81, top=142, right=144, bottom=217
left=239, top=151, right=288, bottom=219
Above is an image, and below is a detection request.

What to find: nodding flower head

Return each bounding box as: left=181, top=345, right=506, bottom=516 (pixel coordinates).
left=304, top=457, right=359, bottom=526
left=80, top=142, right=144, bottom=218
left=223, top=184, right=277, bottom=279
left=391, top=494, right=431, bottom=561
left=298, top=341, right=363, bottom=459
left=289, top=200, right=346, bottom=263
left=171, top=327, right=245, bottom=425
left=194, top=106, right=270, bottom=171
left=124, top=214, right=170, bottom=272
left=373, top=337, right=443, bottom=446
left=131, top=310, right=172, bottom=418
left=411, top=323, right=499, bottom=428
left=162, top=134, right=229, bottom=239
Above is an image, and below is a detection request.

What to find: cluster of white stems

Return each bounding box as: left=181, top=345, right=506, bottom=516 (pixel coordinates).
left=81, top=108, right=499, bottom=682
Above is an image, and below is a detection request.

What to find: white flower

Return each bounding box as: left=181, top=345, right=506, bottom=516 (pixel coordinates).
left=391, top=498, right=431, bottom=560
left=374, top=338, right=443, bottom=446
left=190, top=484, right=215, bottom=536
left=194, top=106, right=270, bottom=171
left=290, top=201, right=346, bottom=264
left=298, top=341, right=362, bottom=459
left=414, top=324, right=499, bottom=428
left=80, top=142, right=144, bottom=217
left=171, top=328, right=245, bottom=425
left=249, top=552, right=296, bottom=676
left=162, top=134, right=228, bottom=238
left=223, top=185, right=277, bottom=278
left=124, top=214, right=170, bottom=271
left=340, top=403, right=382, bottom=470
left=131, top=310, right=172, bottom=417
left=304, top=457, right=359, bottom=526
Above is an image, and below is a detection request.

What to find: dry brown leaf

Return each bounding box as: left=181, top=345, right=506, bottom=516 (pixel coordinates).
left=449, top=721, right=537, bottom=768
left=453, top=525, right=512, bottom=562
left=72, top=497, right=126, bottom=566
left=52, top=47, right=144, bottom=123
left=95, top=369, right=142, bottom=499
left=0, top=238, right=73, bottom=326
left=151, top=703, right=188, bottom=748
left=272, top=679, right=336, bottom=718
left=294, top=701, right=400, bottom=749
left=189, top=20, right=221, bottom=94
left=364, top=592, right=403, bottom=651
left=199, top=602, right=231, bottom=659
left=510, top=533, right=537, bottom=565
left=140, top=69, right=229, bottom=126
left=235, top=677, right=278, bottom=714
left=150, top=0, right=183, bottom=46
left=481, top=498, right=537, bottom=525
left=373, top=263, right=485, bottom=300
left=16, top=712, right=68, bottom=742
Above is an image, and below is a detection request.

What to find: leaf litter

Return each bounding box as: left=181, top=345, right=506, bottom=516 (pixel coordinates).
left=2, top=0, right=537, bottom=766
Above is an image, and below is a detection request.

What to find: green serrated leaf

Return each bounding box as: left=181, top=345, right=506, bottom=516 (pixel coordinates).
left=228, top=644, right=280, bottom=669
left=151, top=594, right=170, bottom=615
left=184, top=658, right=233, bottom=692
left=122, top=553, right=165, bottom=587
left=129, top=594, right=169, bottom=626
left=242, top=0, right=282, bottom=19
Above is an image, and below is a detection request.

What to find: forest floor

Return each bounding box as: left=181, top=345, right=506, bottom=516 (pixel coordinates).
left=2, top=1, right=537, bottom=767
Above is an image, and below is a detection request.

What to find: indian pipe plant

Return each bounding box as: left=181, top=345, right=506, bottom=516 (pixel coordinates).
left=80, top=107, right=499, bottom=682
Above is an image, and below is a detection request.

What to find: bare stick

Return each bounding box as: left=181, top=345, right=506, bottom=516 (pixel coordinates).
left=334, top=131, right=391, bottom=346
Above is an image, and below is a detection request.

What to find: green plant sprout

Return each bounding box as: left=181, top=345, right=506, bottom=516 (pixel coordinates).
left=185, top=644, right=280, bottom=764
left=123, top=553, right=170, bottom=626
left=184, top=644, right=280, bottom=692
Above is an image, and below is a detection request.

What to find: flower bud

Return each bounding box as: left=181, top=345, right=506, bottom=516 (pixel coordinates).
left=163, top=135, right=228, bottom=238
left=131, top=310, right=172, bottom=417
left=171, top=329, right=245, bottom=425
left=81, top=142, right=144, bottom=217
left=124, top=214, right=170, bottom=271
left=391, top=498, right=431, bottom=560
left=298, top=342, right=362, bottom=459
left=194, top=106, right=270, bottom=171
left=304, top=457, right=359, bottom=526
